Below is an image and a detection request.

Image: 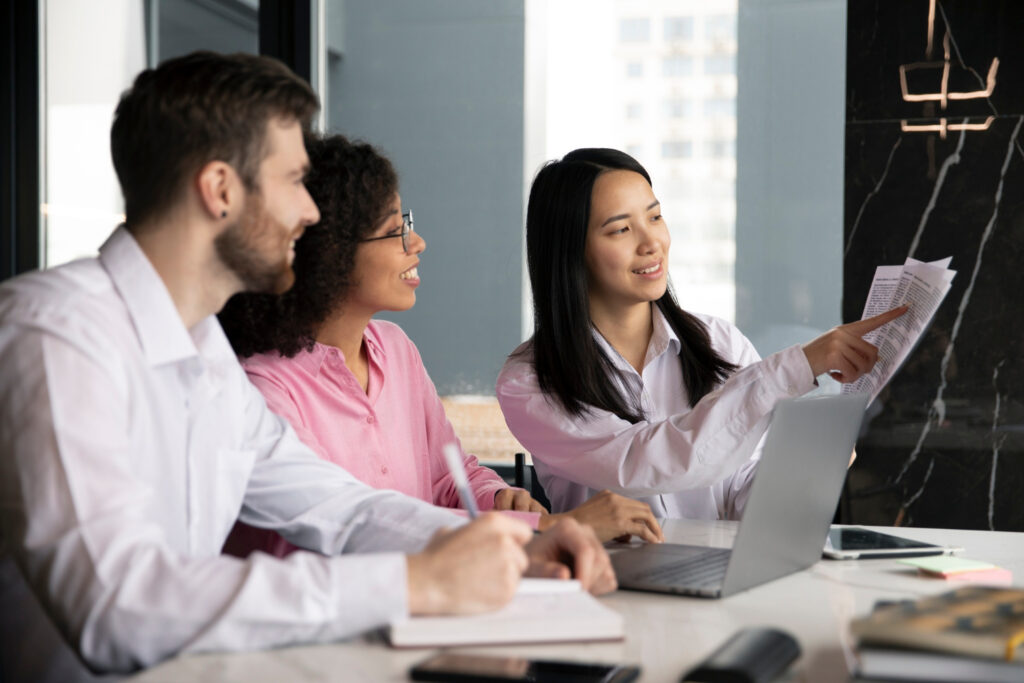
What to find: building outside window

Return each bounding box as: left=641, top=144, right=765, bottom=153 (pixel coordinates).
left=705, top=139, right=736, bottom=158
left=662, top=54, right=695, bottom=77
left=663, top=98, right=694, bottom=118
left=705, top=13, right=736, bottom=41
left=619, top=17, right=650, bottom=42
left=703, top=97, right=735, bottom=117
left=705, top=54, right=735, bottom=76
left=40, top=0, right=260, bottom=270
left=661, top=140, right=693, bottom=158
left=536, top=0, right=738, bottom=322
left=663, top=16, right=694, bottom=41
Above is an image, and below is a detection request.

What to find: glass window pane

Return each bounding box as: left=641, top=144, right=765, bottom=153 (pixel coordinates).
left=663, top=98, right=694, bottom=118
left=705, top=14, right=736, bottom=41
left=42, top=0, right=260, bottom=269
left=663, top=17, right=694, bottom=41
left=705, top=139, right=736, bottom=158
left=662, top=55, right=694, bottom=77
left=703, top=98, right=735, bottom=117
left=157, top=0, right=258, bottom=60
left=619, top=18, right=650, bottom=42
left=705, top=54, right=735, bottom=76
left=533, top=1, right=737, bottom=322
left=42, top=0, right=146, bottom=268
left=661, top=141, right=693, bottom=158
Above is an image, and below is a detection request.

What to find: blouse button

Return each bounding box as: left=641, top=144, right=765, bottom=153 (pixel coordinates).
left=381, top=465, right=389, bottom=474
left=366, top=415, right=375, bottom=424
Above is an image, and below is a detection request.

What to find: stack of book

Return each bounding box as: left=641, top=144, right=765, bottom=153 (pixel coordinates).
left=851, top=586, right=1024, bottom=682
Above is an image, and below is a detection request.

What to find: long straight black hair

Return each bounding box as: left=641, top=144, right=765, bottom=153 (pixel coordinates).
left=522, top=148, right=737, bottom=423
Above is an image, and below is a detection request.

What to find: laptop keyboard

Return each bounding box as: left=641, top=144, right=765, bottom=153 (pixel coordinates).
left=631, top=548, right=731, bottom=587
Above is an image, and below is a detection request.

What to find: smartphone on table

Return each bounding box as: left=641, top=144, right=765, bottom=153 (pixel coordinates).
left=409, top=652, right=640, bottom=683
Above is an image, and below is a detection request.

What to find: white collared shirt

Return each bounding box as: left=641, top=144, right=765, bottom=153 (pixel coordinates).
left=0, top=227, right=462, bottom=675
left=496, top=307, right=816, bottom=520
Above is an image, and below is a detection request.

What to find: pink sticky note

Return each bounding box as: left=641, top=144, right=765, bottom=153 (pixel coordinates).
left=941, top=567, right=1014, bottom=585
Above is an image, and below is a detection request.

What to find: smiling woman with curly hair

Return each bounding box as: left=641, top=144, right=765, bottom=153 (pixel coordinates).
left=218, top=134, right=664, bottom=558
left=219, top=134, right=398, bottom=358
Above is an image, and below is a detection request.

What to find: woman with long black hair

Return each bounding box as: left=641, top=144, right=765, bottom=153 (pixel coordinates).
left=497, top=148, right=903, bottom=520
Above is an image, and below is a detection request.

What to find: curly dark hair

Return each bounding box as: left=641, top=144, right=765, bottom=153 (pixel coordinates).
left=218, top=133, right=398, bottom=358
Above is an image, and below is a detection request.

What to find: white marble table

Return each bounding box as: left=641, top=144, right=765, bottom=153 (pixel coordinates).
left=129, top=521, right=1024, bottom=682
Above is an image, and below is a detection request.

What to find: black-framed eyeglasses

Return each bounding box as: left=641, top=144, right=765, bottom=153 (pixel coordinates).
left=360, top=211, right=415, bottom=253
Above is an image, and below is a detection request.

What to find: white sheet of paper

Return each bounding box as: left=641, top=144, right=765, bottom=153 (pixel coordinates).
left=843, top=257, right=956, bottom=404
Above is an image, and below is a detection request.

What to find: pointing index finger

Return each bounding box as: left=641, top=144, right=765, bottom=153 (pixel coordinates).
left=841, top=305, right=908, bottom=337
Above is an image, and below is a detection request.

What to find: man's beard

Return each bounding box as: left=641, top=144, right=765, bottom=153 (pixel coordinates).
left=214, top=195, right=296, bottom=295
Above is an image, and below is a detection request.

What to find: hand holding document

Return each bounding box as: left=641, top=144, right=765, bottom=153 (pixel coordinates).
left=803, top=307, right=910, bottom=383
left=842, top=257, right=956, bottom=404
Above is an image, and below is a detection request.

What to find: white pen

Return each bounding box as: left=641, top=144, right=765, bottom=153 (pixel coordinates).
left=442, top=442, right=480, bottom=519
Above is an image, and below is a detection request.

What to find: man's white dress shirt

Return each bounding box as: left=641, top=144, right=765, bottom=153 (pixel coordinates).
left=0, top=228, right=461, bottom=675
left=496, top=308, right=816, bottom=520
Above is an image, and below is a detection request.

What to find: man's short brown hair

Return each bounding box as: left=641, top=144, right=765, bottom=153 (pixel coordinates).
left=110, top=51, right=319, bottom=227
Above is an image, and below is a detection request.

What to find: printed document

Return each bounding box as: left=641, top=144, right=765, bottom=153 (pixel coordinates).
left=843, top=257, right=956, bottom=404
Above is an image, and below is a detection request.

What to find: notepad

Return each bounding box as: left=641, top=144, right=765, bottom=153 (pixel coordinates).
left=387, top=578, right=624, bottom=648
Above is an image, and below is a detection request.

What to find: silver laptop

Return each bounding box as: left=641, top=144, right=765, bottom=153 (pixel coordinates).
left=611, top=392, right=869, bottom=599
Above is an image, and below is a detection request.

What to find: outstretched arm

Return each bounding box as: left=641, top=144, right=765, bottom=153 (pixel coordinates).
left=497, top=344, right=813, bottom=498
left=497, top=310, right=903, bottom=500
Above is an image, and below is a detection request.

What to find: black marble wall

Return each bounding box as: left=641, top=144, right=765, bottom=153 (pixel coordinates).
left=843, top=0, right=1024, bottom=531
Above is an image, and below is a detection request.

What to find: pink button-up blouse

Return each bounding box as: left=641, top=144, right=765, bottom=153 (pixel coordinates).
left=225, top=320, right=535, bottom=557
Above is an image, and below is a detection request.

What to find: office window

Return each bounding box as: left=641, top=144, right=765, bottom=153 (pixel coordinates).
left=41, top=3, right=143, bottom=269
left=705, top=14, right=736, bottom=41
left=705, top=139, right=737, bottom=158
left=705, top=54, right=736, bottom=76
left=619, top=18, right=650, bottom=42
left=706, top=219, right=733, bottom=240
left=529, top=0, right=741, bottom=326
left=626, top=103, right=643, bottom=119
left=662, top=55, right=694, bottom=77
left=703, top=98, right=735, bottom=117
left=661, top=141, right=693, bottom=158
left=705, top=180, right=735, bottom=199
left=41, top=0, right=260, bottom=269
left=663, top=98, right=694, bottom=118
left=663, top=17, right=694, bottom=42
